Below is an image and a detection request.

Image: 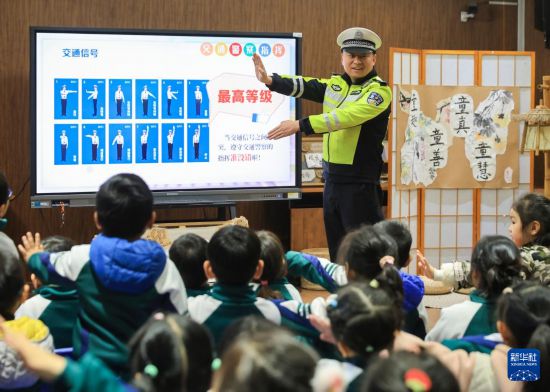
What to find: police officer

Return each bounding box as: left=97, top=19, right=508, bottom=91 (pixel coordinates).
left=253, top=27, right=392, bottom=261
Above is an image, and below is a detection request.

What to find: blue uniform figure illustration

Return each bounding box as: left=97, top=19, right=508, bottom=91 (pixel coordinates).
left=109, top=79, right=132, bottom=119
left=187, top=80, right=209, bottom=119
left=82, top=124, right=105, bottom=164
left=162, top=80, right=184, bottom=118
left=136, top=124, right=159, bottom=163
left=109, top=124, right=132, bottom=164
left=187, top=123, right=209, bottom=162
left=161, top=123, right=184, bottom=163
left=54, top=79, right=78, bottom=119
left=136, top=80, right=158, bottom=119
left=82, top=79, right=105, bottom=119
left=54, top=124, right=78, bottom=165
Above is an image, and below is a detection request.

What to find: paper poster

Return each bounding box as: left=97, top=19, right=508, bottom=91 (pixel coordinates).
left=397, top=85, right=519, bottom=189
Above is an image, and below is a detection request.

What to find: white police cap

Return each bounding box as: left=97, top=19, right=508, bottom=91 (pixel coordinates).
left=337, top=27, right=382, bottom=54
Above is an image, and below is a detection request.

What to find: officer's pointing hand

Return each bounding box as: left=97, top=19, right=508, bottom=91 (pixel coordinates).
left=253, top=53, right=272, bottom=85
left=267, top=120, right=300, bottom=140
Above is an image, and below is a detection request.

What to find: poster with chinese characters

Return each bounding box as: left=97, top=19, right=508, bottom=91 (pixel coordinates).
left=396, top=85, right=519, bottom=189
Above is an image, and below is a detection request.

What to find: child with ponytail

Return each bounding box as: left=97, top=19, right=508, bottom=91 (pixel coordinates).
left=0, top=312, right=214, bottom=392
left=426, top=235, right=522, bottom=342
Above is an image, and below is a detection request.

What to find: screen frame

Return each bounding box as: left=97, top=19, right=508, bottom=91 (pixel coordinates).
left=30, top=26, right=302, bottom=207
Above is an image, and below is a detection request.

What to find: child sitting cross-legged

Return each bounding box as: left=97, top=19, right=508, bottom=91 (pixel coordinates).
left=18, top=173, right=187, bottom=378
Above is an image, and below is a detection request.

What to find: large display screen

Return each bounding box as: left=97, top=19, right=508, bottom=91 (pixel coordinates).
left=31, top=28, right=301, bottom=207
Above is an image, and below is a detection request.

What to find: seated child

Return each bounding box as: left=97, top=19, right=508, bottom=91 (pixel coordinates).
left=363, top=351, right=460, bottom=392
left=1, top=312, right=213, bottom=392
left=423, top=281, right=550, bottom=392
left=426, top=235, right=522, bottom=342
left=16, top=235, right=79, bottom=348
left=169, top=233, right=210, bottom=297
left=282, top=225, right=423, bottom=319
left=188, top=225, right=281, bottom=346
left=18, top=173, right=187, bottom=378
left=0, top=171, right=18, bottom=260
left=321, top=281, right=403, bottom=391
left=0, top=245, right=53, bottom=390
left=211, top=329, right=319, bottom=392
left=256, top=230, right=302, bottom=301
left=284, top=223, right=424, bottom=315
left=419, top=192, right=550, bottom=288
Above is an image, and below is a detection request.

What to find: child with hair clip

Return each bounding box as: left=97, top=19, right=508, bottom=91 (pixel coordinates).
left=418, top=192, right=550, bottom=288
left=169, top=233, right=211, bottom=297
left=284, top=223, right=424, bottom=315
left=15, top=235, right=79, bottom=349
left=363, top=351, right=460, bottom=392
left=0, top=311, right=214, bottom=392
left=423, top=281, right=550, bottom=392
left=211, top=330, right=319, bottom=392
left=425, top=235, right=523, bottom=342
left=313, top=281, right=404, bottom=392
left=256, top=230, right=302, bottom=301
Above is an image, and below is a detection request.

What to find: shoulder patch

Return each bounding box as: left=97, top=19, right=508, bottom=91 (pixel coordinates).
left=331, top=85, right=342, bottom=92
left=367, top=91, right=384, bottom=106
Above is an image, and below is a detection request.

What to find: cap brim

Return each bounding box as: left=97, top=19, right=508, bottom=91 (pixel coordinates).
left=342, top=47, right=374, bottom=54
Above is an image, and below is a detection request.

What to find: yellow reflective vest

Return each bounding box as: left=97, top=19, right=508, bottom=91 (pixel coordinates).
left=269, top=70, right=392, bottom=183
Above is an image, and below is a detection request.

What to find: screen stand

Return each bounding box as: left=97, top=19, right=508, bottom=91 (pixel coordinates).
left=217, top=203, right=237, bottom=220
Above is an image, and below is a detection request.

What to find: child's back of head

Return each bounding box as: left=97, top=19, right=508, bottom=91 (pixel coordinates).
left=212, top=330, right=318, bottom=392
left=0, top=246, right=24, bottom=319
left=207, top=225, right=261, bottom=285
left=327, top=282, right=402, bottom=361
left=337, top=225, right=403, bottom=306
left=256, top=230, right=286, bottom=299
left=169, top=233, right=208, bottom=290
left=95, top=173, right=153, bottom=239
left=129, top=312, right=213, bottom=392
left=498, top=281, right=550, bottom=392
left=0, top=171, right=11, bottom=208
left=471, top=235, right=522, bottom=299
left=363, top=351, right=460, bottom=392
left=218, top=315, right=285, bottom=357
left=374, top=220, right=412, bottom=268
left=41, top=235, right=75, bottom=253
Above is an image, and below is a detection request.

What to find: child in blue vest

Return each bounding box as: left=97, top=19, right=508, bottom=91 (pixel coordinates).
left=255, top=230, right=302, bottom=301
left=16, top=235, right=79, bottom=349
left=187, top=225, right=281, bottom=346
left=169, top=233, right=211, bottom=297
left=1, top=312, right=214, bottom=392
left=426, top=235, right=522, bottom=342
left=18, top=173, right=187, bottom=378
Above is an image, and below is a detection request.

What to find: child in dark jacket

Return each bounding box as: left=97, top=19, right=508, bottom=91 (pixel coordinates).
left=18, top=173, right=187, bottom=378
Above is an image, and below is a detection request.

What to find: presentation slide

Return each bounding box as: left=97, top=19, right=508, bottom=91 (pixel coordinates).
left=33, top=30, right=298, bottom=196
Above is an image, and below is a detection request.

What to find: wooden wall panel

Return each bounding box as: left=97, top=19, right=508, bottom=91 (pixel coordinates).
left=0, top=0, right=547, bottom=247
